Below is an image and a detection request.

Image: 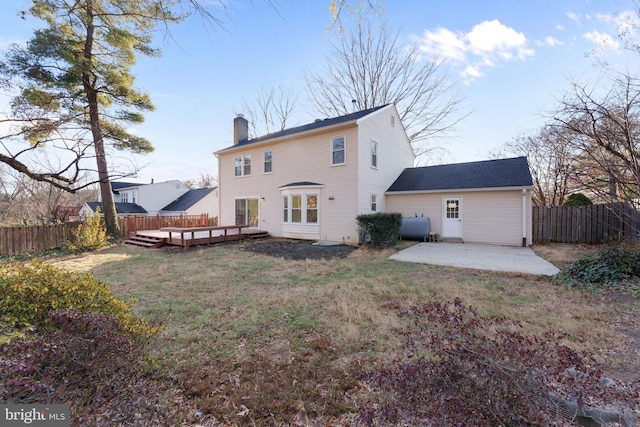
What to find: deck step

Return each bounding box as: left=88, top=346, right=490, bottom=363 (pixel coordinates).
left=125, top=234, right=165, bottom=248
left=248, top=231, right=270, bottom=239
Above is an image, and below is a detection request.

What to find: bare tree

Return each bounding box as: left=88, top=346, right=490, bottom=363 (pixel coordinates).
left=237, top=86, right=297, bottom=138
left=183, top=173, right=218, bottom=189
left=304, top=21, right=467, bottom=161
left=492, top=126, right=577, bottom=206
left=553, top=70, right=640, bottom=203
left=0, top=166, right=97, bottom=225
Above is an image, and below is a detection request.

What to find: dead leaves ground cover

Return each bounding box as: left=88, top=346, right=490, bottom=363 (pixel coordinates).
left=49, top=239, right=639, bottom=426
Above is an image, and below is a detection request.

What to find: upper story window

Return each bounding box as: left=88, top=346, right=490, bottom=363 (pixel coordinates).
left=264, top=151, right=273, bottom=173
left=122, top=192, right=129, bottom=203
left=371, top=140, right=378, bottom=168
left=234, top=154, right=252, bottom=176
left=332, top=136, right=345, bottom=165
left=234, top=157, right=242, bottom=176
left=243, top=154, right=251, bottom=175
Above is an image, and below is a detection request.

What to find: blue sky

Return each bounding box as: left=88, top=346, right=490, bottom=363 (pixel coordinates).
left=1, top=0, right=639, bottom=184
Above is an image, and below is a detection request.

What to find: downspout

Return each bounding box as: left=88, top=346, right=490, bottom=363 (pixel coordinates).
left=522, top=189, right=527, bottom=247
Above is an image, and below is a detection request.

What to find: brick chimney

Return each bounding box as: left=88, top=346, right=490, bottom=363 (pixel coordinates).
left=233, top=114, right=249, bottom=145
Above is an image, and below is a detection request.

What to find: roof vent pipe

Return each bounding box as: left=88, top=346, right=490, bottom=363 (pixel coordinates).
left=352, top=99, right=357, bottom=112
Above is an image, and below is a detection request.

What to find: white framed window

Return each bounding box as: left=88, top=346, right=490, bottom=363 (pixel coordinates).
left=264, top=151, right=273, bottom=173
left=371, top=194, right=377, bottom=212
left=122, top=193, right=129, bottom=203
left=243, top=154, right=251, bottom=176
left=331, top=136, right=345, bottom=165
left=307, top=195, right=318, bottom=223
left=234, top=157, right=242, bottom=176
left=282, top=193, right=320, bottom=225
left=291, top=195, right=302, bottom=223
left=283, top=195, right=288, bottom=222
left=371, top=140, right=378, bottom=168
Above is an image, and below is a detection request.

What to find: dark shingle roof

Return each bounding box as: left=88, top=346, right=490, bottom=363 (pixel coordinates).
left=110, top=182, right=143, bottom=193
left=219, top=105, right=388, bottom=152
left=86, top=202, right=148, bottom=214
left=387, top=157, right=533, bottom=192
left=278, top=182, right=323, bottom=189
left=161, top=188, right=215, bottom=211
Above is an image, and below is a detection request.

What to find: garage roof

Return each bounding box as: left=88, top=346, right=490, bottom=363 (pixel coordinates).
left=387, top=156, right=533, bottom=192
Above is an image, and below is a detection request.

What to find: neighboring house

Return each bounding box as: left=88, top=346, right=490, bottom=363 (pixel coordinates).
left=160, top=187, right=219, bottom=218
left=79, top=202, right=147, bottom=219
left=215, top=104, right=534, bottom=247
left=103, top=180, right=190, bottom=215
left=386, top=157, right=533, bottom=246
left=109, top=182, right=144, bottom=203
left=85, top=181, right=219, bottom=219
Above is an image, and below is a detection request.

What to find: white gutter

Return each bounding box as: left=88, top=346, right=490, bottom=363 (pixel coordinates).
left=522, top=188, right=527, bottom=247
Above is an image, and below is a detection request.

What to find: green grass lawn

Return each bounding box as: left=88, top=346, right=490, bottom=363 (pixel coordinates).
left=51, top=239, right=639, bottom=425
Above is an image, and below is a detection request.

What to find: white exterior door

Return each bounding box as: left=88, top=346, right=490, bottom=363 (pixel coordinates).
left=442, top=197, right=462, bottom=238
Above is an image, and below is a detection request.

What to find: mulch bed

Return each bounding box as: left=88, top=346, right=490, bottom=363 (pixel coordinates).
left=243, top=239, right=356, bottom=260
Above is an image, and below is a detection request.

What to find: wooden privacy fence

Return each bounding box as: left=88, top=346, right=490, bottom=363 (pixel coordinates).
left=0, top=215, right=219, bottom=257
left=0, top=222, right=82, bottom=257
left=533, top=203, right=640, bottom=244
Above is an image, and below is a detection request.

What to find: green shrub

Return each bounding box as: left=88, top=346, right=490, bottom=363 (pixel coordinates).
left=356, top=212, right=402, bottom=248
left=0, top=260, right=160, bottom=338
left=64, top=207, right=109, bottom=252
left=553, top=247, right=640, bottom=296
left=563, top=192, right=593, bottom=206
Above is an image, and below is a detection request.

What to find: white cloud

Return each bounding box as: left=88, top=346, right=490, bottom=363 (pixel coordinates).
left=416, top=27, right=466, bottom=61
left=583, top=30, right=620, bottom=52
left=535, top=36, right=563, bottom=47
left=566, top=12, right=580, bottom=22
left=556, top=24, right=566, bottom=31
left=413, top=19, right=534, bottom=83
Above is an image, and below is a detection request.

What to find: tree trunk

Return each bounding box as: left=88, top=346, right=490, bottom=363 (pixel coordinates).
left=82, top=0, right=120, bottom=238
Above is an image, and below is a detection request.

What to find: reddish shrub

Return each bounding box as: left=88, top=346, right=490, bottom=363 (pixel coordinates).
left=359, top=298, right=639, bottom=426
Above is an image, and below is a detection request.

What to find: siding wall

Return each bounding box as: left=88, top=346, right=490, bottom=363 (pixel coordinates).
left=357, top=107, right=415, bottom=215
left=217, top=124, right=361, bottom=243
left=136, top=180, right=189, bottom=214
left=387, top=189, right=532, bottom=246
left=188, top=189, right=219, bottom=218
left=217, top=106, right=415, bottom=244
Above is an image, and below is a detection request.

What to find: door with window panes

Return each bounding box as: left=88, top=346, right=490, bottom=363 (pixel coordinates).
left=235, top=198, right=259, bottom=227
left=442, top=197, right=462, bottom=238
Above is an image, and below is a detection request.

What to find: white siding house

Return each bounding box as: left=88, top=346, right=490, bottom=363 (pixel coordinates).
left=215, top=106, right=534, bottom=246
left=215, top=105, right=414, bottom=244
left=160, top=187, right=219, bottom=219
left=114, top=180, right=190, bottom=215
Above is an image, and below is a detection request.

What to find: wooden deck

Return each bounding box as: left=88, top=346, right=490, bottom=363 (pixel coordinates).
left=125, top=225, right=268, bottom=249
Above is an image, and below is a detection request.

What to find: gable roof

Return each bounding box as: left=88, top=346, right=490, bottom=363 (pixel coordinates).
left=161, top=188, right=216, bottom=212
left=218, top=105, right=388, bottom=152
left=387, top=157, right=533, bottom=193
left=86, top=202, right=148, bottom=214
left=110, top=182, right=143, bottom=193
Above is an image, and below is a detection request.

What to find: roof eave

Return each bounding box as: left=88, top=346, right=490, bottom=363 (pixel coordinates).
left=386, top=185, right=534, bottom=195
left=214, top=120, right=360, bottom=155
